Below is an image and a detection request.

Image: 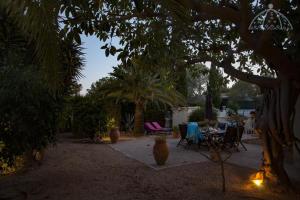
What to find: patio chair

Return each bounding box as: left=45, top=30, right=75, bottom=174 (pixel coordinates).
left=217, top=122, right=228, bottom=135
left=177, top=124, right=188, bottom=146
left=222, top=126, right=247, bottom=151
left=151, top=122, right=172, bottom=133
left=144, top=122, right=161, bottom=134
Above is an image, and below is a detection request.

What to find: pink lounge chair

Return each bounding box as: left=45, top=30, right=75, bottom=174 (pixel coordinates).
left=144, top=122, right=161, bottom=134
left=151, top=122, right=172, bottom=132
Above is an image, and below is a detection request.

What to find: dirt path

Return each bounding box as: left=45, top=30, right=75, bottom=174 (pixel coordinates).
left=0, top=134, right=298, bottom=200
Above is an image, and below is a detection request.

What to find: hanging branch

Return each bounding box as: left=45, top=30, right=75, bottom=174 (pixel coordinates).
left=221, top=55, right=279, bottom=88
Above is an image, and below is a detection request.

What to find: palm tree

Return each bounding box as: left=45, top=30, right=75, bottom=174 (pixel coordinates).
left=99, top=61, right=186, bottom=136
left=0, top=1, right=65, bottom=88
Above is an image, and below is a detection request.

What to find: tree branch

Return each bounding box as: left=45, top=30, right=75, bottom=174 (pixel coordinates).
left=221, top=57, right=280, bottom=88
left=185, top=55, right=213, bottom=65
left=174, top=0, right=300, bottom=81
left=174, top=0, right=240, bottom=23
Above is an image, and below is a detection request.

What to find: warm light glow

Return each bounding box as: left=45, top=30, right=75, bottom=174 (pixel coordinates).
left=252, top=179, right=263, bottom=186
left=250, top=171, right=264, bottom=187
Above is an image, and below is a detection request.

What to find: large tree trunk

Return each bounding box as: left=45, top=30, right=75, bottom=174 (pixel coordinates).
left=221, top=59, right=300, bottom=188
left=256, top=78, right=299, bottom=188
left=133, top=101, right=144, bottom=136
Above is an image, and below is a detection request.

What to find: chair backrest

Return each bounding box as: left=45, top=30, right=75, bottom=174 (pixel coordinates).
left=178, top=124, right=187, bottom=139
left=152, top=122, right=162, bottom=129
left=223, top=126, right=237, bottom=144
left=223, top=126, right=244, bottom=144
left=144, top=122, right=158, bottom=131
left=218, top=122, right=227, bottom=130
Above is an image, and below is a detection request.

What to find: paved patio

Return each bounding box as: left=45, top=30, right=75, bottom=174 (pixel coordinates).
left=110, top=135, right=300, bottom=182
left=109, top=135, right=262, bottom=170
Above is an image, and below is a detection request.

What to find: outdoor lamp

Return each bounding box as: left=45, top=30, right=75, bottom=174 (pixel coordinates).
left=251, top=171, right=264, bottom=187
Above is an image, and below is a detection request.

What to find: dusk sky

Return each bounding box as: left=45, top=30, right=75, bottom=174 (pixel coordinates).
left=79, top=35, right=119, bottom=94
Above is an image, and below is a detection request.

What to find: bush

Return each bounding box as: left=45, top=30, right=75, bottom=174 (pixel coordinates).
left=0, top=68, right=60, bottom=163
left=188, top=107, right=218, bottom=122
left=70, top=96, right=107, bottom=138
left=188, top=107, right=205, bottom=122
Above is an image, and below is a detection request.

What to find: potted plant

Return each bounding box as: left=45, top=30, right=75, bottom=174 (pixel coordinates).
left=153, top=136, right=169, bottom=165
left=32, top=148, right=45, bottom=162
left=107, top=118, right=120, bottom=143
left=172, top=126, right=180, bottom=138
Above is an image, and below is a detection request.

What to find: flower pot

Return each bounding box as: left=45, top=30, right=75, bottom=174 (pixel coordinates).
left=153, top=138, right=169, bottom=165
left=32, top=149, right=45, bottom=161
left=172, top=131, right=180, bottom=138
left=109, top=127, right=120, bottom=143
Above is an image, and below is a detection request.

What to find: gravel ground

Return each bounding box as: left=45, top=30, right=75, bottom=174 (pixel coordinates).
left=0, top=134, right=299, bottom=200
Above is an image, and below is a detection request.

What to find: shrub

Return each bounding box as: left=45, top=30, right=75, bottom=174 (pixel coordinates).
left=188, top=108, right=205, bottom=122
left=71, top=96, right=107, bottom=138
left=0, top=68, right=60, bottom=163
left=188, top=107, right=218, bottom=122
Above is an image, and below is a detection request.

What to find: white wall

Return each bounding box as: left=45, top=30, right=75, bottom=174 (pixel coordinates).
left=237, top=109, right=255, bottom=117
left=172, top=107, right=199, bottom=127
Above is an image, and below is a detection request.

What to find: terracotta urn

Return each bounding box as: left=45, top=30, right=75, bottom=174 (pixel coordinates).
left=32, top=149, right=45, bottom=161
left=172, top=131, right=180, bottom=138
left=153, top=137, right=169, bottom=165
left=109, top=127, right=120, bottom=143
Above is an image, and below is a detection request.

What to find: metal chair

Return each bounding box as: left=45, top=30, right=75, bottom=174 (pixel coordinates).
left=177, top=124, right=188, bottom=147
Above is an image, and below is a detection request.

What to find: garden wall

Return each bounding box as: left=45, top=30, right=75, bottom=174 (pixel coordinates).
left=172, top=107, right=199, bottom=127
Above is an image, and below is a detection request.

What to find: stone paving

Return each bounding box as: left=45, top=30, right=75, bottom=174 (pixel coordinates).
left=109, top=135, right=262, bottom=170
left=110, top=135, right=300, bottom=182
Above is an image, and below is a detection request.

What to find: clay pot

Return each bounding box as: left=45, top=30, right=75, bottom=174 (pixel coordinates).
left=153, top=138, right=169, bottom=165
left=32, top=149, right=45, bottom=161
left=109, top=127, right=120, bottom=143
left=172, top=131, right=180, bottom=138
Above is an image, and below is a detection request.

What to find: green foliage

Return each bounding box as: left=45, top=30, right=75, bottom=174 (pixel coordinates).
left=226, top=81, right=260, bottom=110
left=207, top=64, right=224, bottom=108
left=95, top=59, right=186, bottom=107
left=89, top=58, right=185, bottom=135
left=226, top=101, right=239, bottom=113
left=228, top=81, right=260, bottom=100
left=0, top=1, right=63, bottom=87
left=144, top=102, right=168, bottom=125
left=70, top=96, right=107, bottom=139
left=106, top=117, right=117, bottom=130
left=0, top=67, right=60, bottom=162
left=0, top=11, right=84, bottom=165
left=188, top=107, right=217, bottom=122
left=188, top=108, right=205, bottom=122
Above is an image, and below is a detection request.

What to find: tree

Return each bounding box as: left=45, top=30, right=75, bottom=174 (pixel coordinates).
left=0, top=9, right=84, bottom=163
left=207, top=63, right=224, bottom=108
left=92, top=59, right=185, bottom=136
left=67, top=1, right=298, bottom=187
left=2, top=0, right=300, bottom=187
left=186, top=63, right=209, bottom=105
left=226, top=80, right=260, bottom=111
left=167, top=1, right=300, bottom=187
left=228, top=81, right=260, bottom=101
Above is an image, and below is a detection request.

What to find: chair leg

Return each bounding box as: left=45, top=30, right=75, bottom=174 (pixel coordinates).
left=177, top=139, right=183, bottom=147
left=240, top=141, right=247, bottom=151
left=185, top=139, right=192, bottom=149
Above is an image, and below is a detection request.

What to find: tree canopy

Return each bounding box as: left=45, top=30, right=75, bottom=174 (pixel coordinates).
left=1, top=0, right=300, bottom=186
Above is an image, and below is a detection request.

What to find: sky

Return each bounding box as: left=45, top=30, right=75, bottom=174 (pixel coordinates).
left=79, top=35, right=119, bottom=95
left=79, top=35, right=235, bottom=95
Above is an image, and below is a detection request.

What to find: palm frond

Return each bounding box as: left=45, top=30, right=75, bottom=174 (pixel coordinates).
left=91, top=59, right=187, bottom=107
left=0, top=0, right=62, bottom=89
